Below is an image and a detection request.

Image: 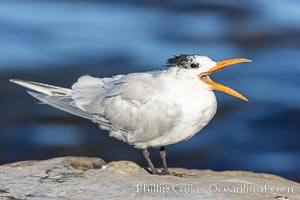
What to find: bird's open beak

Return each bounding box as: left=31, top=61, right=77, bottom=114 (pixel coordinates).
left=198, top=58, right=252, bottom=101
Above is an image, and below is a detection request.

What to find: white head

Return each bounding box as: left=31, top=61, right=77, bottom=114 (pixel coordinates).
left=167, top=54, right=251, bottom=101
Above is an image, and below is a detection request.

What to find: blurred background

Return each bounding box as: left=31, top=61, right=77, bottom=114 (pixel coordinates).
left=1, top=0, right=300, bottom=182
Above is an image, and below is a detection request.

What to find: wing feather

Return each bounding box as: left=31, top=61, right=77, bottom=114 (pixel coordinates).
left=27, top=91, right=111, bottom=129
left=12, top=71, right=183, bottom=147
left=74, top=72, right=183, bottom=146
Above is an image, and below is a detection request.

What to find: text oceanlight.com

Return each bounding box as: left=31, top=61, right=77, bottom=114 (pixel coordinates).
left=136, top=183, right=294, bottom=196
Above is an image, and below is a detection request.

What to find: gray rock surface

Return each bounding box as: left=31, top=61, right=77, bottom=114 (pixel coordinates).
left=0, top=157, right=299, bottom=200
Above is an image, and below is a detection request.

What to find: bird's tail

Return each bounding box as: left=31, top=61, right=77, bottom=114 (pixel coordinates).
left=10, top=79, right=72, bottom=96
left=10, top=79, right=110, bottom=127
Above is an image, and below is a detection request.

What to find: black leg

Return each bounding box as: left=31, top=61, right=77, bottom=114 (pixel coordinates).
left=142, top=148, right=157, bottom=174
left=160, top=146, right=170, bottom=174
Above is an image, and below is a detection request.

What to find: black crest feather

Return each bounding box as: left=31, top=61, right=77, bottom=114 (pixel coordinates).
left=166, top=54, right=198, bottom=69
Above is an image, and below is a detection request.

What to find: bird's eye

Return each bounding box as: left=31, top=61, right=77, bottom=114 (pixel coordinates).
left=190, top=63, right=199, bottom=68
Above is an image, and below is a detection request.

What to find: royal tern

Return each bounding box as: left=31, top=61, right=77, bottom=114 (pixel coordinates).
left=10, top=54, right=251, bottom=175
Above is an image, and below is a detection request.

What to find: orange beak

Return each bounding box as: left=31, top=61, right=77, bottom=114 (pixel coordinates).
left=198, top=58, right=252, bottom=101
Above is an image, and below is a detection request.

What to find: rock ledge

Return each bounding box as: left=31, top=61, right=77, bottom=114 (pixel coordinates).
left=0, top=157, right=299, bottom=200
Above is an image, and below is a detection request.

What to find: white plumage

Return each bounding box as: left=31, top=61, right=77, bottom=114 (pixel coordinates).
left=10, top=54, right=250, bottom=175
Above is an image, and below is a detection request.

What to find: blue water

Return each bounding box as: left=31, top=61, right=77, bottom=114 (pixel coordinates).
left=1, top=0, right=300, bottom=181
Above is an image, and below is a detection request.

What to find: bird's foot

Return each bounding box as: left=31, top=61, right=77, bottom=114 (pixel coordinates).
left=169, top=172, right=195, bottom=178
left=156, top=169, right=170, bottom=176
left=147, top=168, right=195, bottom=177
left=147, top=168, right=170, bottom=175
left=152, top=170, right=195, bottom=177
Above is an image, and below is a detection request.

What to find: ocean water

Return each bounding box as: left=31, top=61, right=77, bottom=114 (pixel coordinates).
left=1, top=0, right=300, bottom=181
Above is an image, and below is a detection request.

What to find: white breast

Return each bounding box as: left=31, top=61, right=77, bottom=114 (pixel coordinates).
left=142, top=76, right=217, bottom=148
left=84, top=69, right=218, bottom=149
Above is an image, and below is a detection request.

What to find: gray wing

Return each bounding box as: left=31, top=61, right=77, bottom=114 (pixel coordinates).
left=72, top=73, right=183, bottom=145
left=11, top=73, right=183, bottom=146
left=27, top=91, right=111, bottom=129
left=10, top=79, right=111, bottom=129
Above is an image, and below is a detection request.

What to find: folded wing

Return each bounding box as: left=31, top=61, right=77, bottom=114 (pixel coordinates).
left=11, top=72, right=183, bottom=147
